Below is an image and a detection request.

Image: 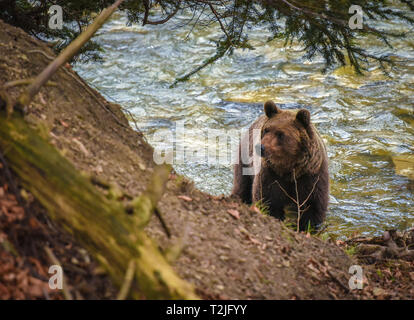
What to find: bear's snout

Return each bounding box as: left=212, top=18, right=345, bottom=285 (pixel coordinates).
left=255, top=144, right=265, bottom=157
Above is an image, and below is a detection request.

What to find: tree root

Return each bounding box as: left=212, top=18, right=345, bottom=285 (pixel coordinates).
left=347, top=229, right=414, bottom=263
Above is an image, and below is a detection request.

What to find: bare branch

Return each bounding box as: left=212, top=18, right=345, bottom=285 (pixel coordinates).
left=16, top=0, right=125, bottom=109
left=209, top=3, right=233, bottom=46
left=143, top=1, right=181, bottom=25
left=272, top=170, right=320, bottom=232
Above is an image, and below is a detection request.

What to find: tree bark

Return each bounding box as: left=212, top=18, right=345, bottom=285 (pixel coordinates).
left=0, top=114, right=198, bottom=300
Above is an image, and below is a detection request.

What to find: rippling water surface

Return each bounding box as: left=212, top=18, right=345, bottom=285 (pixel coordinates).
left=75, top=11, right=414, bottom=237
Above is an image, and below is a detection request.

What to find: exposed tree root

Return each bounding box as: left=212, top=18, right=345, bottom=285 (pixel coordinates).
left=347, top=229, right=414, bottom=263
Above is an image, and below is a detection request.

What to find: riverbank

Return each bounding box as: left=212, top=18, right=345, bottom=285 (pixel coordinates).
left=75, top=11, right=414, bottom=238
left=0, top=19, right=413, bottom=299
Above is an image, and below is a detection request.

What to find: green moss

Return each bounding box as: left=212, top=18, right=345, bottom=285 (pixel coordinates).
left=0, top=115, right=198, bottom=299
left=344, top=245, right=357, bottom=257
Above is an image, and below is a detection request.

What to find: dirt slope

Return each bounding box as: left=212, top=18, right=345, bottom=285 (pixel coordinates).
left=0, top=19, right=361, bottom=299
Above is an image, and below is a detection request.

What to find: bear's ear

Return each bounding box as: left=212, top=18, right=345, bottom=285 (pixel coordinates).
left=264, top=100, right=280, bottom=118
left=296, top=109, right=311, bottom=128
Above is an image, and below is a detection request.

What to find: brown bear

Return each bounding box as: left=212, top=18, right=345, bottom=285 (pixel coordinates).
left=232, top=100, right=329, bottom=231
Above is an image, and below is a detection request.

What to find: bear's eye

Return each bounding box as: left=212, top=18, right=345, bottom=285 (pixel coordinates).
left=263, top=127, right=269, bottom=134
left=276, top=132, right=284, bottom=140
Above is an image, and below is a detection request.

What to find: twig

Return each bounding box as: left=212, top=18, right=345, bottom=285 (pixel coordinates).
left=315, top=224, right=328, bottom=236
left=272, top=171, right=320, bottom=232
left=293, top=170, right=300, bottom=232
left=326, top=269, right=350, bottom=293
left=3, top=79, right=57, bottom=89
left=116, top=260, right=136, bottom=300
left=208, top=3, right=233, bottom=46
left=131, top=165, right=171, bottom=228
left=171, top=42, right=231, bottom=86
left=272, top=179, right=296, bottom=203
left=1, top=78, right=55, bottom=116
left=28, top=49, right=56, bottom=61
left=44, top=246, right=73, bottom=300
left=27, top=48, right=144, bottom=138
left=164, top=224, right=190, bottom=263
left=143, top=1, right=180, bottom=25
left=154, top=207, right=172, bottom=238
left=184, top=3, right=206, bottom=40
left=300, top=176, right=320, bottom=210
left=16, top=0, right=125, bottom=109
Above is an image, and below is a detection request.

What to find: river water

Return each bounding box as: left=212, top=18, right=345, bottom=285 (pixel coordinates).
left=75, top=11, right=414, bottom=237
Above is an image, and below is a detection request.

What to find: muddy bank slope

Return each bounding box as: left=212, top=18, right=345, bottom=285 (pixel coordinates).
left=0, top=19, right=362, bottom=299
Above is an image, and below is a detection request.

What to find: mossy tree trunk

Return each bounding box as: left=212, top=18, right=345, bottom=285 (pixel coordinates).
left=0, top=113, right=198, bottom=299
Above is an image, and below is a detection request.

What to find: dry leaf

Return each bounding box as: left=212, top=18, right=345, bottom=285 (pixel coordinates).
left=38, top=93, right=47, bottom=105
left=60, top=120, right=69, bottom=128
left=250, top=205, right=261, bottom=214
left=72, top=138, right=90, bottom=157
left=178, top=195, right=192, bottom=202
left=249, top=236, right=261, bottom=245
left=227, top=209, right=240, bottom=220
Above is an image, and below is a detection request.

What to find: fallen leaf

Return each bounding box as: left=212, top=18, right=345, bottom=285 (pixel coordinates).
left=60, top=120, right=69, bottom=128
left=38, top=93, right=47, bottom=105
left=178, top=195, right=192, bottom=202
left=250, top=205, right=261, bottom=214
left=249, top=236, right=261, bottom=245
left=372, top=287, right=387, bottom=298
left=227, top=209, right=240, bottom=220
left=28, top=217, right=41, bottom=229
left=307, top=263, right=320, bottom=274
left=336, top=240, right=344, bottom=246
left=72, top=138, right=90, bottom=157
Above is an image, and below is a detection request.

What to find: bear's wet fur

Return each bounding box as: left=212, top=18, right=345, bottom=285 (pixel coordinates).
left=232, top=101, right=329, bottom=231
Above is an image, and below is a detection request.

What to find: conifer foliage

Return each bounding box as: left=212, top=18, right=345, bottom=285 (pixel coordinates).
left=1, top=0, right=413, bottom=76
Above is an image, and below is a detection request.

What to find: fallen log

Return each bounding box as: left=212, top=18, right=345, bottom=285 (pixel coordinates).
left=0, top=113, right=198, bottom=299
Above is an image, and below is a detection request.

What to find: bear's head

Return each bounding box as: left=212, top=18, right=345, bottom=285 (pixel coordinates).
left=259, top=100, right=317, bottom=177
